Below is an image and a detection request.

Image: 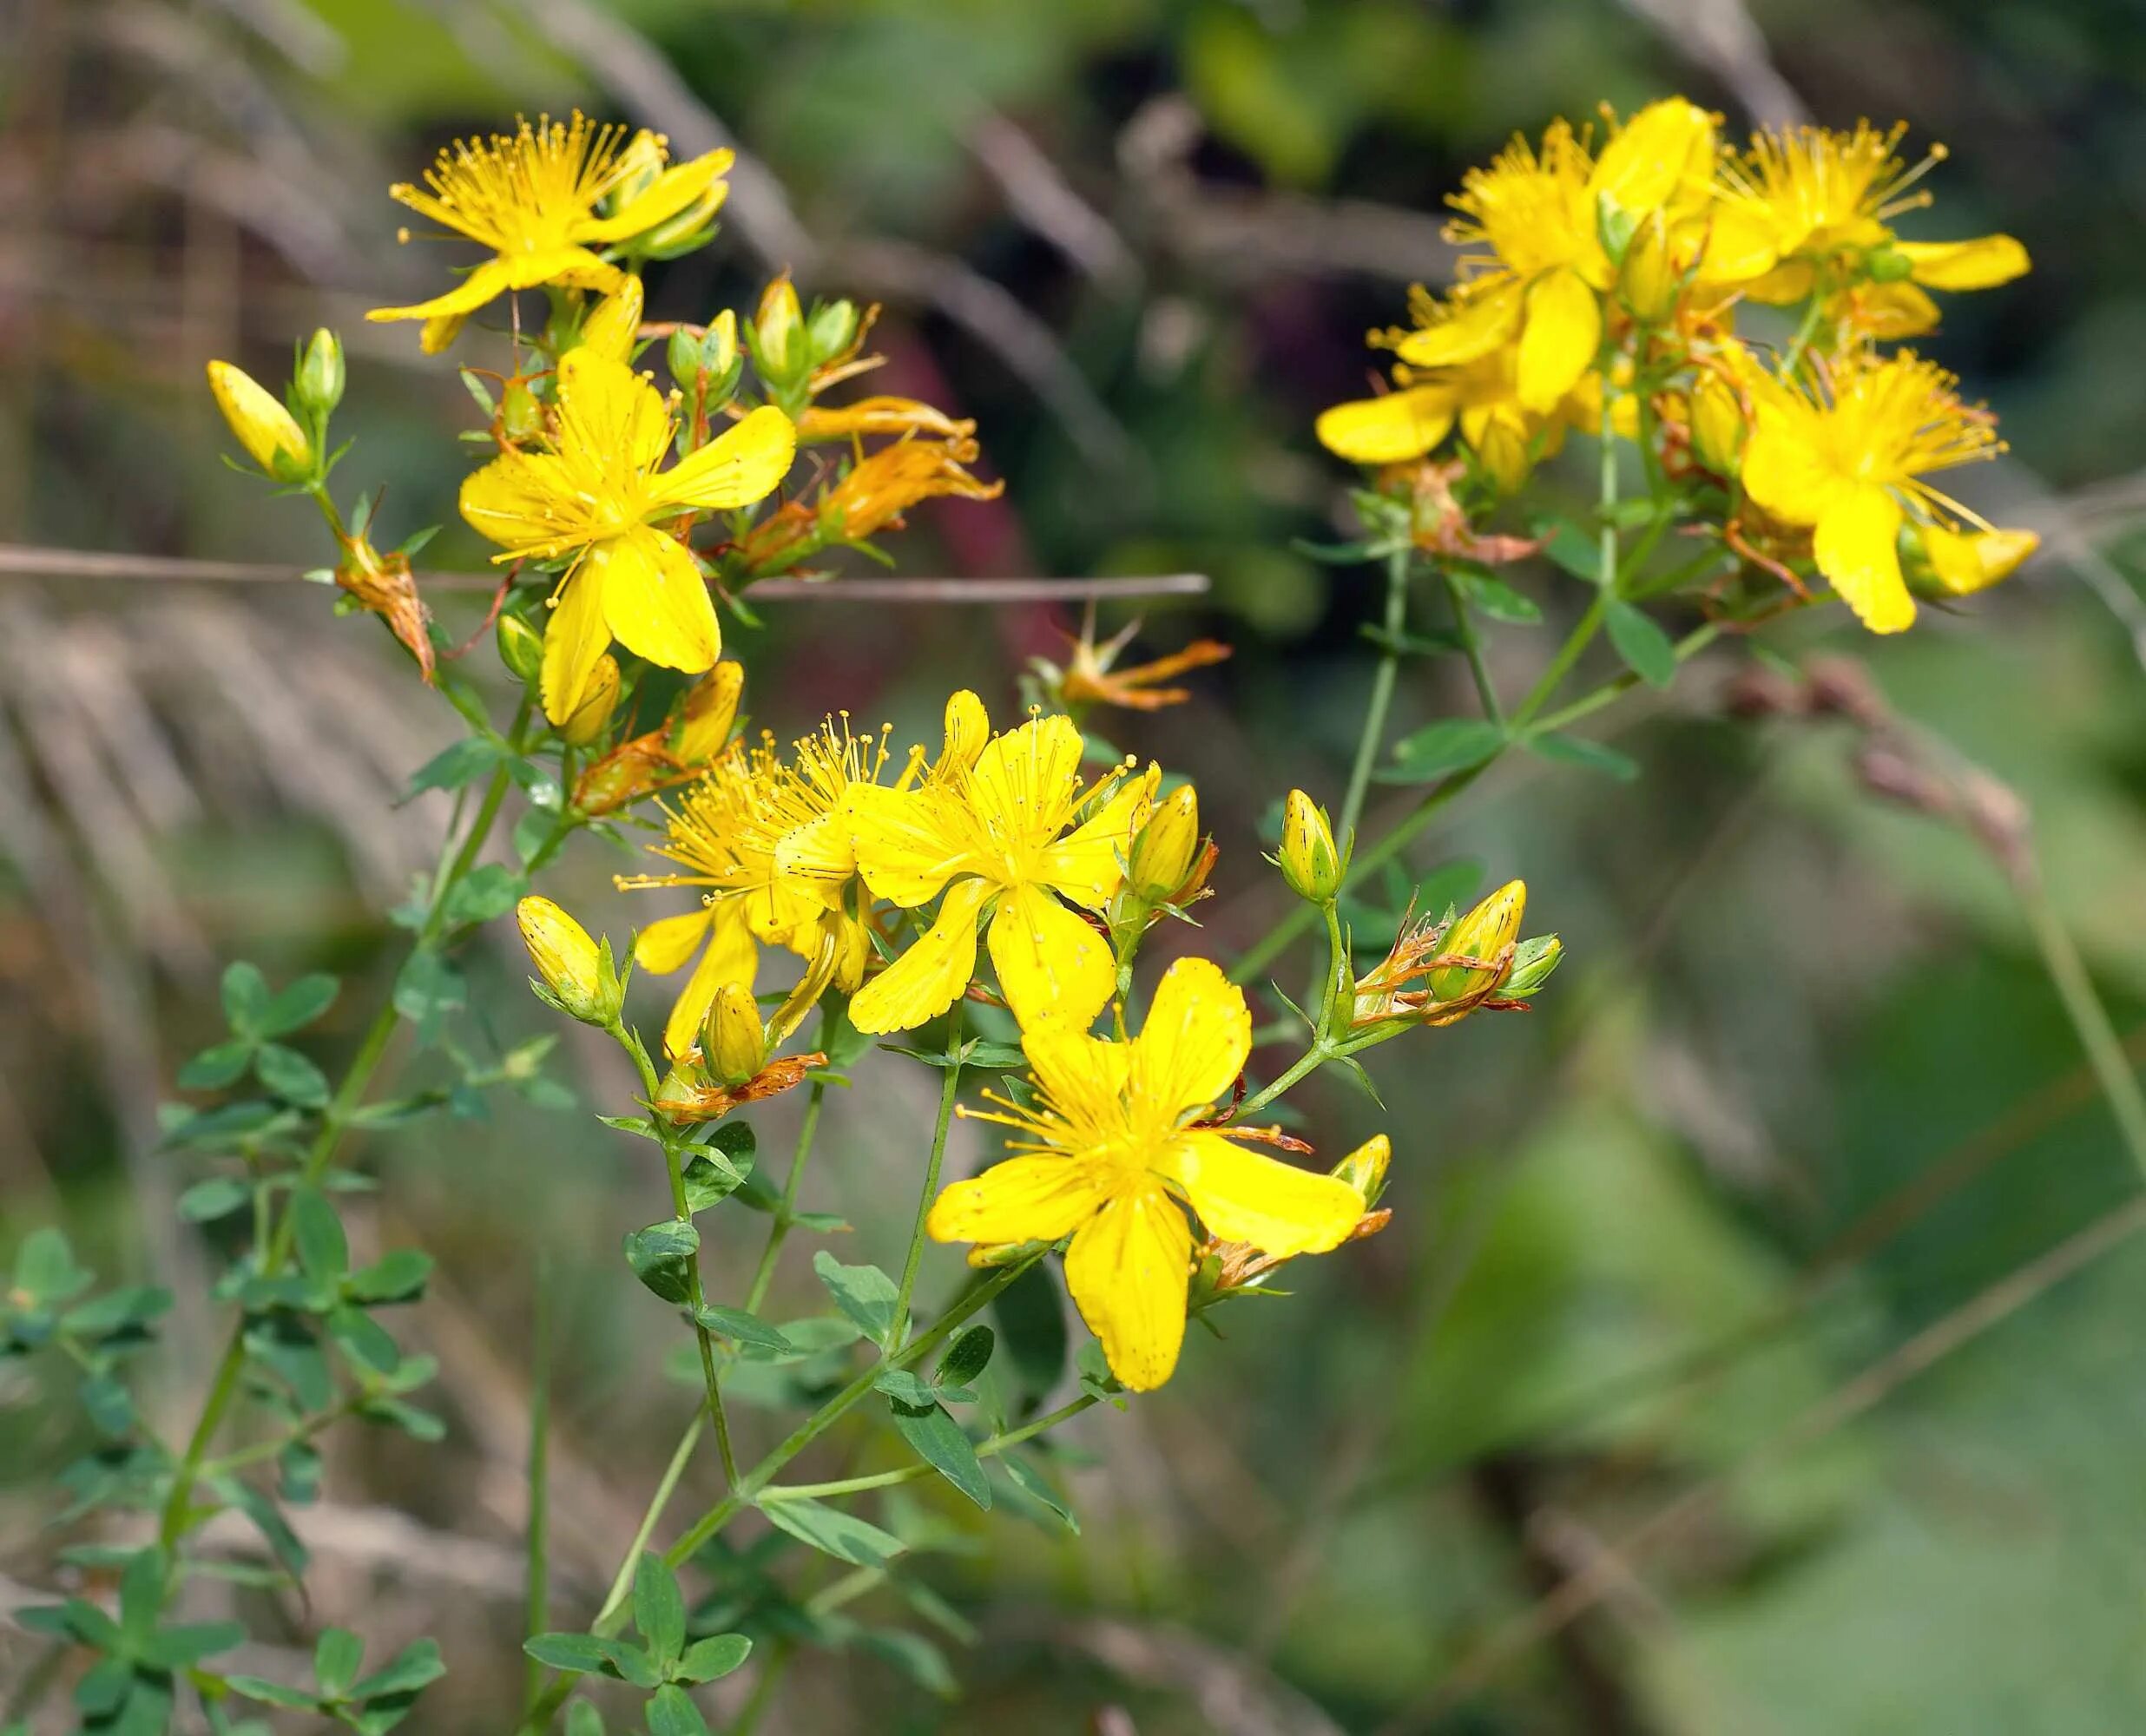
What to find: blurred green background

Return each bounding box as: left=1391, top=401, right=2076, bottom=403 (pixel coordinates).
left=6, top=0, right=2146, bottom=1731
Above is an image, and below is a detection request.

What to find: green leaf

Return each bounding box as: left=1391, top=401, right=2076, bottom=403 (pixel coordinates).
left=1360, top=621, right=1464, bottom=657
left=289, top=1187, right=347, bottom=1285
left=680, top=1149, right=745, bottom=1214
left=760, top=1496, right=907, bottom=1568
left=227, top=1677, right=325, bottom=1712
left=690, top=1305, right=790, bottom=1352
left=564, top=1701, right=606, bottom=1736
left=1452, top=571, right=1543, bottom=625
left=117, top=1545, right=167, bottom=1641
left=1525, top=731, right=1641, bottom=782
left=392, top=950, right=465, bottom=1035
left=346, top=1637, right=446, bottom=1700
left=632, top=1552, right=685, bottom=1673
left=177, top=1178, right=252, bottom=1223
left=872, top=1368, right=937, bottom=1408
left=140, top=1619, right=246, bottom=1668
left=328, top=1305, right=402, bottom=1376
left=442, top=863, right=525, bottom=928
left=1383, top=717, right=1506, bottom=783
left=221, top=961, right=271, bottom=1033
left=179, top=1039, right=256, bottom=1091
left=624, top=1221, right=700, bottom=1305
left=889, top=1401, right=991, bottom=1509
left=404, top=736, right=499, bottom=799
left=62, top=1286, right=171, bottom=1337
left=813, top=1252, right=899, bottom=1345
left=523, top=1633, right=617, bottom=1675
left=345, top=1249, right=433, bottom=1305
left=644, top=1685, right=711, bottom=1736
left=13, top=1226, right=89, bottom=1304
left=1603, top=597, right=1678, bottom=687
left=314, top=1628, right=364, bottom=1699
left=1531, top=516, right=1603, bottom=583
left=79, top=1374, right=135, bottom=1437
left=936, top=1325, right=994, bottom=1390
left=255, top=1044, right=330, bottom=1108
left=991, top=1263, right=1067, bottom=1409
left=75, top=1655, right=134, bottom=1718
left=852, top=1627, right=956, bottom=1698
left=1002, top=1453, right=1079, bottom=1532
left=673, top=1632, right=752, bottom=1684
left=592, top=1637, right=661, bottom=1689
left=260, top=973, right=339, bottom=1036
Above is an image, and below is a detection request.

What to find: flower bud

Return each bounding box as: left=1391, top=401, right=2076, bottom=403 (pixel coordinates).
left=673, top=661, right=743, bottom=764
left=579, top=277, right=644, bottom=364
left=207, top=360, right=311, bottom=481
left=1129, top=784, right=1200, bottom=902
left=497, top=611, right=545, bottom=684
left=517, top=897, right=617, bottom=1025
left=753, top=276, right=806, bottom=383
left=1428, top=880, right=1525, bottom=1003
left=1277, top=790, right=1341, bottom=904
left=500, top=379, right=545, bottom=444
left=1502, top=933, right=1563, bottom=997
left=561, top=654, right=621, bottom=746
left=1331, top=1134, right=1391, bottom=1208
left=938, top=690, right=989, bottom=779
left=705, top=981, right=767, bottom=1086
left=806, top=298, right=860, bottom=366
left=609, top=131, right=666, bottom=211
left=1690, top=376, right=1746, bottom=476
left=294, top=328, right=345, bottom=418
left=705, top=309, right=740, bottom=378
left=1471, top=412, right=1532, bottom=496
left=1618, top=216, right=1679, bottom=323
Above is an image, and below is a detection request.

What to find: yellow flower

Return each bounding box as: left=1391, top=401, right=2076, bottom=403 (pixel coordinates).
left=206, top=360, right=310, bottom=478
left=367, top=114, right=731, bottom=350
left=459, top=347, right=795, bottom=724
left=620, top=714, right=894, bottom=1057
left=839, top=700, right=1158, bottom=1036
left=1705, top=122, right=2029, bottom=302
left=928, top=957, right=1365, bottom=1391
left=1740, top=351, right=2031, bottom=634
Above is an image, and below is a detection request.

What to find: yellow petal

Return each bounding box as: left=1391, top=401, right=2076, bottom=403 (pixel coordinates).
left=575, top=148, right=735, bottom=245
left=1588, top=97, right=1715, bottom=218
left=1394, top=284, right=1521, bottom=369
left=1740, top=260, right=1814, bottom=306
left=577, top=276, right=645, bottom=363
left=772, top=810, right=855, bottom=899
left=1740, top=411, right=1833, bottom=529
left=649, top=404, right=797, bottom=512
left=926, top=1154, right=1107, bottom=1246
left=1842, top=281, right=1941, bottom=341
left=1063, top=1185, right=1193, bottom=1392
left=1038, top=766, right=1157, bottom=911
left=460, top=449, right=589, bottom=558
left=367, top=255, right=523, bottom=324
left=367, top=247, right=621, bottom=324
left=1922, top=523, right=2038, bottom=596
left=419, top=312, right=468, bottom=355
left=1130, top=957, right=1249, bottom=1121
left=1313, top=387, right=1456, bottom=465
left=1022, top=1017, right=1131, bottom=1127
left=596, top=526, right=720, bottom=673
left=539, top=567, right=613, bottom=726
left=634, top=907, right=715, bottom=975
left=967, top=714, right=1085, bottom=842
left=661, top=904, right=759, bottom=1060
left=1899, top=234, right=2030, bottom=291
left=1814, top=485, right=1912, bottom=634
left=987, top=883, right=1115, bottom=1032
left=849, top=878, right=991, bottom=1034
left=1160, top=1130, right=1366, bottom=1257
left=1695, top=203, right=1781, bottom=286
left=556, top=346, right=674, bottom=477
left=1516, top=268, right=1601, bottom=413
left=845, top=784, right=973, bottom=907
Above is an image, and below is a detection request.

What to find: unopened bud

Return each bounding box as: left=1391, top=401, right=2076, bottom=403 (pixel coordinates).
left=1618, top=216, right=1679, bottom=323
left=609, top=130, right=665, bottom=211
left=1331, top=1134, right=1391, bottom=1208
left=706, top=309, right=740, bottom=378
left=806, top=298, right=860, bottom=366
left=1501, top=933, right=1563, bottom=997
left=1429, top=880, right=1525, bottom=1002
left=705, top=982, right=767, bottom=1086
left=1865, top=246, right=1914, bottom=284
left=561, top=654, right=621, bottom=746
left=1472, top=414, right=1532, bottom=495
left=207, top=360, right=312, bottom=481
left=1691, top=376, right=1746, bottom=476
left=579, top=277, right=644, bottom=364
left=753, top=276, right=806, bottom=383
left=673, top=661, right=743, bottom=763
left=500, top=379, right=544, bottom=444
left=1129, top=784, right=1200, bottom=902
left=497, top=611, right=544, bottom=684
left=294, top=328, right=345, bottom=418
left=517, top=897, right=617, bottom=1026
left=938, top=690, right=989, bottom=779
left=1277, top=790, right=1342, bottom=904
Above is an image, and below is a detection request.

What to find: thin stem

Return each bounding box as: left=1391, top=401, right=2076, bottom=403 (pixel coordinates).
left=760, top=1393, right=1100, bottom=1502
left=892, top=1016, right=964, bottom=1346
left=1440, top=569, right=1504, bottom=729
left=2016, top=867, right=2146, bottom=1183
left=523, top=1246, right=551, bottom=1707
left=591, top=1417, right=703, bottom=1633
left=1524, top=623, right=1721, bottom=737
left=744, top=1049, right=828, bottom=1315
left=1338, top=547, right=1413, bottom=850
left=730, top=1640, right=793, bottom=1736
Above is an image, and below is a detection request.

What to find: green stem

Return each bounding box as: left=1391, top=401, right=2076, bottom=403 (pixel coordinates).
left=523, top=1247, right=551, bottom=1708
left=744, top=1042, right=828, bottom=1316
left=891, top=1016, right=964, bottom=1346
left=1523, top=623, right=1721, bottom=737
left=591, top=1417, right=703, bottom=1633
left=1440, top=568, right=1504, bottom=729
left=760, top=1393, right=1099, bottom=1502
left=2017, top=867, right=2146, bottom=1183
left=730, top=1640, right=793, bottom=1736
left=1337, top=548, right=1413, bottom=850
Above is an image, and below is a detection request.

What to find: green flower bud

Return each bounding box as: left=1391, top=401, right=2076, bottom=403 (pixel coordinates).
left=752, top=276, right=805, bottom=384
left=294, top=328, right=345, bottom=419
left=1331, top=1134, right=1391, bottom=1208
left=497, top=611, right=544, bottom=684
left=806, top=298, right=860, bottom=366
left=1501, top=933, right=1563, bottom=997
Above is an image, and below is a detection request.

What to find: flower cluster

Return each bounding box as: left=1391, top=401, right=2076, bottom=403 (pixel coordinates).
left=1318, top=99, right=2038, bottom=634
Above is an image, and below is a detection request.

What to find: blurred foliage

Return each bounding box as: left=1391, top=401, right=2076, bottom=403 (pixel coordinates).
left=6, top=0, right=2146, bottom=1732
